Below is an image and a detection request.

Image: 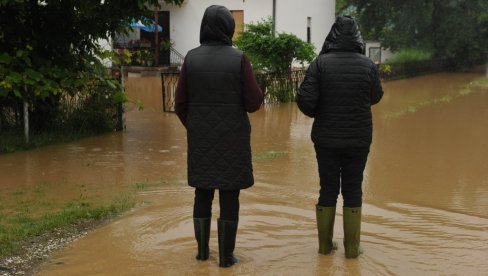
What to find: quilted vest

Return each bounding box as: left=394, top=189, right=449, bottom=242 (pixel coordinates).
left=185, top=44, right=254, bottom=190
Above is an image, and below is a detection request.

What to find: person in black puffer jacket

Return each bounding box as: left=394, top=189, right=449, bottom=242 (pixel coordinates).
left=296, top=16, right=383, bottom=259
left=174, top=5, right=263, bottom=268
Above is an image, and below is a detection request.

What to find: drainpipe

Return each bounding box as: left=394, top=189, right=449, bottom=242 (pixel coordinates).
left=272, top=0, right=276, bottom=36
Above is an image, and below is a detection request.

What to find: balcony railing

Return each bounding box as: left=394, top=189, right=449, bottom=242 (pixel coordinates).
left=113, top=43, right=184, bottom=68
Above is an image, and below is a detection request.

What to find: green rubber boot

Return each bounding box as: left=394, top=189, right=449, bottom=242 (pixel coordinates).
left=316, top=205, right=338, bottom=255
left=193, top=217, right=211, bottom=261
left=343, top=207, right=362, bottom=258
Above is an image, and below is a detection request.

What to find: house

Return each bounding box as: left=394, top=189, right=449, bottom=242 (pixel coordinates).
left=120, top=0, right=336, bottom=112
left=154, top=0, right=336, bottom=63
left=365, top=41, right=394, bottom=64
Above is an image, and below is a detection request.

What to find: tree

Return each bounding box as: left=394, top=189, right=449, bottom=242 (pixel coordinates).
left=0, top=0, right=183, bottom=99
left=338, top=0, right=488, bottom=68
left=0, top=0, right=183, bottom=138
left=234, top=18, right=315, bottom=73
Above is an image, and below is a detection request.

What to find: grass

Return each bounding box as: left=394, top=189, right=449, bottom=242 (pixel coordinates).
left=0, top=129, right=100, bottom=154
left=0, top=182, right=136, bottom=259
left=387, top=49, right=433, bottom=64
left=253, top=150, right=288, bottom=161
left=383, top=76, right=488, bottom=118
left=132, top=178, right=179, bottom=191
left=471, top=77, right=488, bottom=88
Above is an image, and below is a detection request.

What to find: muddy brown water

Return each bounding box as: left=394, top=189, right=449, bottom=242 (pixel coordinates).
left=1, top=72, right=487, bottom=275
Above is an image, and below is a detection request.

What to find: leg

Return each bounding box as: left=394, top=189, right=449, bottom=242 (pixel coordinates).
left=340, top=147, right=369, bottom=258
left=193, top=188, right=215, bottom=261
left=218, top=190, right=240, bottom=267
left=219, top=189, right=240, bottom=221
left=340, top=147, right=369, bottom=208
left=315, top=145, right=341, bottom=207
left=194, top=188, right=215, bottom=218
left=314, top=146, right=340, bottom=254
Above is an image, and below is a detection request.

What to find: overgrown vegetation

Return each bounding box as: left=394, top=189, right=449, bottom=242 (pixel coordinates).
left=0, top=0, right=183, bottom=152
left=337, top=0, right=488, bottom=69
left=234, top=18, right=314, bottom=102
left=235, top=18, right=315, bottom=73
left=387, top=49, right=433, bottom=64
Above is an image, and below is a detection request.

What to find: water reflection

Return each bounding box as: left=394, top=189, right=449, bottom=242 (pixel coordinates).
left=1, top=72, right=487, bottom=275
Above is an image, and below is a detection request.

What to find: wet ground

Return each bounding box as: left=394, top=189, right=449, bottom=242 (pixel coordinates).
left=1, top=72, right=487, bottom=275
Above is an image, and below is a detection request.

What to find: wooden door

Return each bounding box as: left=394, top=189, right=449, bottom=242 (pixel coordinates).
left=231, top=10, right=244, bottom=40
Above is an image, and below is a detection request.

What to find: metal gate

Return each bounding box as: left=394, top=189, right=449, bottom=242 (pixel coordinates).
left=161, top=72, right=179, bottom=112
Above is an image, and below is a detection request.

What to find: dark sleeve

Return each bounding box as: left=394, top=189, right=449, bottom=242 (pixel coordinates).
left=241, top=54, right=264, bottom=113
left=370, top=64, right=384, bottom=105
left=296, top=59, right=320, bottom=117
left=174, top=61, right=188, bottom=127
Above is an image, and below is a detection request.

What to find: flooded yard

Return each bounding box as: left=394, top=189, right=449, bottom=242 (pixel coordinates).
left=1, top=71, right=487, bottom=275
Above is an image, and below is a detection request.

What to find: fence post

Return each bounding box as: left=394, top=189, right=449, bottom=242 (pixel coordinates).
left=23, top=100, right=29, bottom=144
left=22, top=74, right=30, bottom=144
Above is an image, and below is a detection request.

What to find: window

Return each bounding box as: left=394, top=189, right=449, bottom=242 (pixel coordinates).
left=369, top=47, right=381, bottom=64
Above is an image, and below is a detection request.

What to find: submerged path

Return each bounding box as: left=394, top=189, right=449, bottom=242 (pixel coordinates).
left=2, top=72, right=487, bottom=275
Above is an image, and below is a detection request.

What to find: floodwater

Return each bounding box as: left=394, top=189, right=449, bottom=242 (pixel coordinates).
left=1, top=71, right=487, bottom=275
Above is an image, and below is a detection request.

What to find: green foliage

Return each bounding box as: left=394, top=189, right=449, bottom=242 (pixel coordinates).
left=234, top=18, right=315, bottom=73
left=0, top=0, right=182, bottom=101
left=0, top=0, right=183, bottom=144
left=341, top=0, right=488, bottom=69
left=379, top=64, right=392, bottom=76
left=387, top=49, right=433, bottom=64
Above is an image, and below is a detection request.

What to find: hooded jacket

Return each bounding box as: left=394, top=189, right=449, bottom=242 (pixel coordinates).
left=297, top=16, right=383, bottom=148
left=183, top=5, right=254, bottom=190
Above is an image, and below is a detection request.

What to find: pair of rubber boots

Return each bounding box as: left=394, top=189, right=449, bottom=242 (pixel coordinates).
left=316, top=205, right=362, bottom=258
left=193, top=218, right=239, bottom=267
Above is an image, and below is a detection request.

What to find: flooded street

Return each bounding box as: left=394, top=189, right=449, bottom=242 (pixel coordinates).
left=1, top=72, right=488, bottom=275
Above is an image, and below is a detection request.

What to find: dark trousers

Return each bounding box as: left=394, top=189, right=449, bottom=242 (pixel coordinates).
left=315, top=146, right=370, bottom=208
left=193, top=188, right=240, bottom=221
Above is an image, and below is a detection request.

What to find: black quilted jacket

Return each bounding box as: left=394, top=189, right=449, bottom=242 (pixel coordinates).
left=184, top=5, right=253, bottom=190
left=296, top=16, right=383, bottom=148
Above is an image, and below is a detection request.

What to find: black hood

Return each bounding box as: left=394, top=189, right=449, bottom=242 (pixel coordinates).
left=319, top=16, right=365, bottom=55
left=199, top=5, right=235, bottom=46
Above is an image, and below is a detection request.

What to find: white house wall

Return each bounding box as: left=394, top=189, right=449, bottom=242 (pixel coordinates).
left=159, top=0, right=272, bottom=57
left=275, top=0, right=335, bottom=56
left=158, top=0, right=335, bottom=57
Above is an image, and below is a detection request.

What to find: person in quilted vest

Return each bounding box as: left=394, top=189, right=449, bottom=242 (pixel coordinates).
left=296, top=16, right=383, bottom=259
left=174, top=5, right=263, bottom=268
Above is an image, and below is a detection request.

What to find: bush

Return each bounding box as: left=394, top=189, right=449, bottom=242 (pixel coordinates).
left=234, top=18, right=315, bottom=73
left=387, top=49, right=433, bottom=64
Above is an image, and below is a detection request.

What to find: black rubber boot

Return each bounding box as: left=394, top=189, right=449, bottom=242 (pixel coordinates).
left=217, top=219, right=239, bottom=268
left=193, top=217, right=211, bottom=261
